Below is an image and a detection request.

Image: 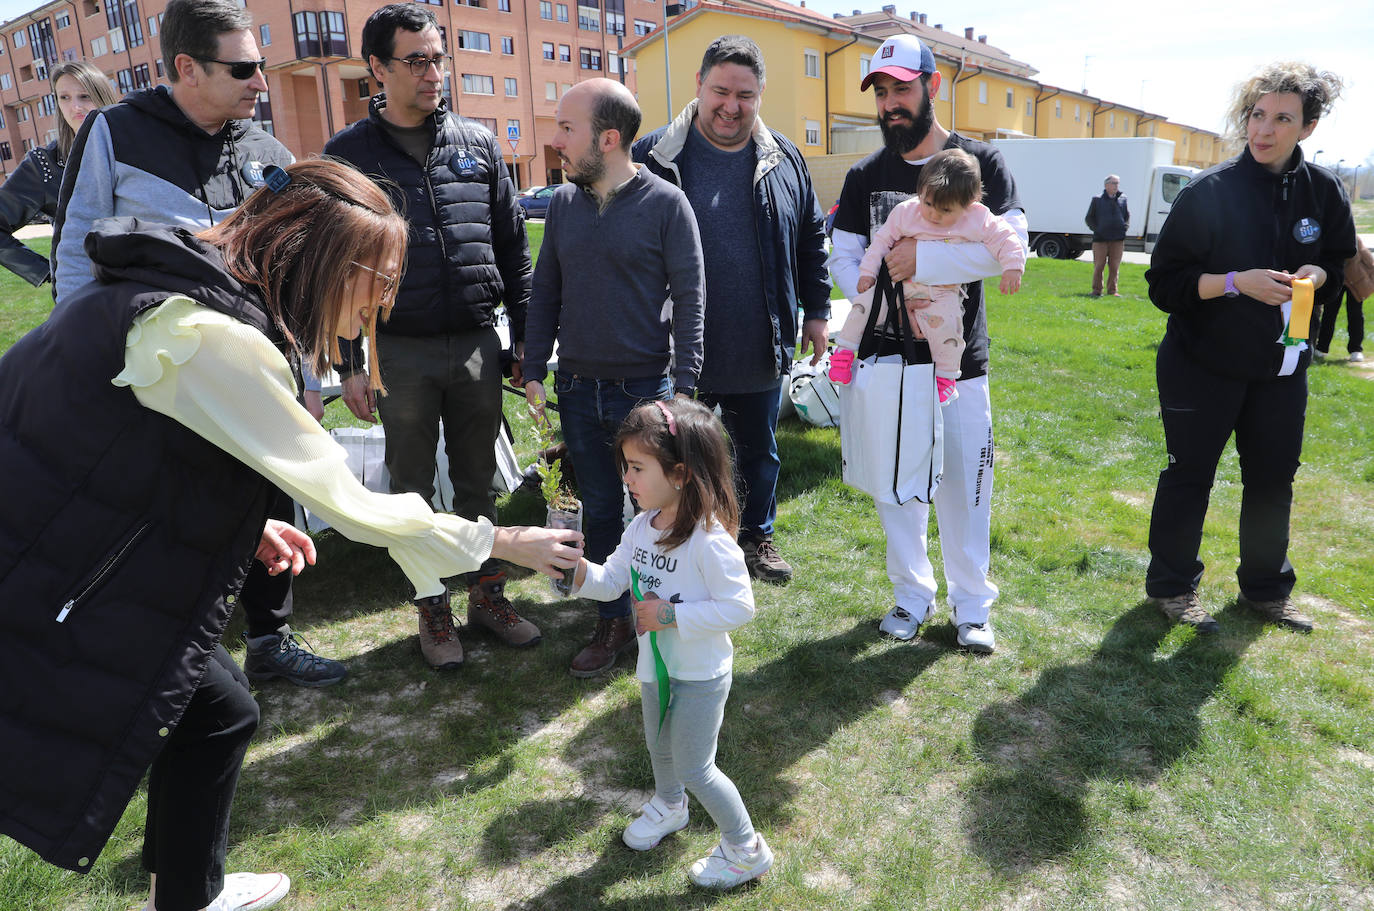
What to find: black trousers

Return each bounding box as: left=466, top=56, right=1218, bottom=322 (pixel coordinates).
left=142, top=644, right=260, bottom=911
left=241, top=488, right=294, bottom=639
left=1316, top=287, right=1366, bottom=355
left=1145, top=333, right=1306, bottom=601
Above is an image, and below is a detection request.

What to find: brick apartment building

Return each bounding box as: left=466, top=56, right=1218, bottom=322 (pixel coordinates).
left=0, top=0, right=675, bottom=188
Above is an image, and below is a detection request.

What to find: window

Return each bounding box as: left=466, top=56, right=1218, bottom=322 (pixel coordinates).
left=501, top=36, right=514, bottom=55
left=634, top=19, right=655, bottom=35
left=579, top=47, right=601, bottom=70
left=1074, top=103, right=1081, bottom=122
left=561, top=82, right=571, bottom=96
left=56, top=11, right=70, bottom=28
left=1162, top=172, right=1190, bottom=204
left=117, top=68, right=134, bottom=94
left=0, top=73, right=10, bottom=90
left=254, top=93, right=274, bottom=136
left=542, top=42, right=555, bottom=60
left=606, top=11, right=625, bottom=34
left=63, top=47, right=77, bottom=62
left=260, top=24, right=271, bottom=46
left=358, top=78, right=371, bottom=99
left=559, top=44, right=571, bottom=62
left=148, top=15, right=157, bottom=36
left=17, top=105, right=29, bottom=122
left=110, top=28, right=125, bottom=53
left=38, top=94, right=55, bottom=117
left=1123, top=116, right=1130, bottom=133
left=1025, top=98, right=1032, bottom=116
left=545, top=81, right=556, bottom=100
left=133, top=63, right=150, bottom=88
left=1006, top=89, right=1014, bottom=109
left=499, top=0, right=512, bottom=10
left=977, top=82, right=987, bottom=104
left=804, top=119, right=820, bottom=146
left=505, top=76, right=518, bottom=96
left=458, top=0, right=487, bottom=8
left=459, top=31, right=490, bottom=52
left=939, top=78, right=949, bottom=100
left=859, top=55, right=871, bottom=79
left=22, top=137, right=33, bottom=153
left=540, top=1, right=553, bottom=18
left=1108, top=112, right=1115, bottom=128
left=1055, top=99, right=1062, bottom=119
left=0, top=109, right=5, bottom=127
left=578, top=5, right=599, bottom=30
left=293, top=11, right=347, bottom=58
left=607, top=51, right=621, bottom=77
left=0, top=142, right=10, bottom=161
left=13, top=30, right=25, bottom=48
left=557, top=3, right=570, bottom=21
left=91, top=35, right=107, bottom=56
left=156, top=59, right=164, bottom=78
left=803, top=49, right=819, bottom=79
left=474, top=116, right=497, bottom=132
left=462, top=73, right=494, bottom=94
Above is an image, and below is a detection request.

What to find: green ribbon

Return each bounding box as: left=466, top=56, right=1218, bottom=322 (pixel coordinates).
left=631, top=567, right=671, bottom=733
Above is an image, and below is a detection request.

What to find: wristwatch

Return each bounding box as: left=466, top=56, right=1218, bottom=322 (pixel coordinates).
left=1223, top=271, right=1240, bottom=298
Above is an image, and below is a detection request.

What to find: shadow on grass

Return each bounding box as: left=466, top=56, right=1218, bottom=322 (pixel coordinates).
left=964, top=600, right=1262, bottom=870
left=488, top=620, right=949, bottom=907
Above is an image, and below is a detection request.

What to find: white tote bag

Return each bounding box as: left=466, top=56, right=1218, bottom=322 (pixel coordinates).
left=838, top=267, right=944, bottom=505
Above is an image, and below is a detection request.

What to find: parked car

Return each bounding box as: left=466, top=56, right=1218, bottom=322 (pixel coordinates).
left=516, top=184, right=545, bottom=198
left=518, top=184, right=557, bottom=218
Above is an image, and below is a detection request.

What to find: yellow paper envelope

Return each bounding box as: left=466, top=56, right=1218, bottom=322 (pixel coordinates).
left=1288, top=277, right=1314, bottom=340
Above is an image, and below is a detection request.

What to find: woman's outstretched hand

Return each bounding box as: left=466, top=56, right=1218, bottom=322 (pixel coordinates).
left=491, top=526, right=585, bottom=579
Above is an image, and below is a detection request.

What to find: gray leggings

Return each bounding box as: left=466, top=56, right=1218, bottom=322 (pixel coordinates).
left=641, top=672, right=755, bottom=845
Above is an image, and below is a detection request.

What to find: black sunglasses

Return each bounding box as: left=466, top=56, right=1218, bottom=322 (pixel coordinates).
left=194, top=56, right=267, bottom=80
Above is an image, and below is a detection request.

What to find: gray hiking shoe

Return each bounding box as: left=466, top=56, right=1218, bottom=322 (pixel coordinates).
left=1238, top=595, right=1313, bottom=633
left=1151, top=592, right=1219, bottom=633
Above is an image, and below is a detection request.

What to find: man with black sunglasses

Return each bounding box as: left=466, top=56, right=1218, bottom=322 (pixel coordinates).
left=326, top=4, right=535, bottom=671
left=51, top=1, right=346, bottom=683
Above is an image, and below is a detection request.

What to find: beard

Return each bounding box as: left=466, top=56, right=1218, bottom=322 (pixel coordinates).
left=878, top=86, right=935, bottom=154
left=564, top=143, right=606, bottom=188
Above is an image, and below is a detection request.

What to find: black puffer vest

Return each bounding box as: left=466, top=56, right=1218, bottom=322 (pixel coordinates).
left=0, top=220, right=278, bottom=872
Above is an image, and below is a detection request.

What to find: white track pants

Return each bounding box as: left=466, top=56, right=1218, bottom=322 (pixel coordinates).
left=874, top=374, right=997, bottom=625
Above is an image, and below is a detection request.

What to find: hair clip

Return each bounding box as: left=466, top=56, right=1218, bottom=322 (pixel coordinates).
left=654, top=400, right=677, bottom=436
left=263, top=164, right=291, bottom=193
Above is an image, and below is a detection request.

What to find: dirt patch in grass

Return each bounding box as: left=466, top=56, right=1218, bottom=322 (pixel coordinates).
left=1111, top=490, right=1148, bottom=507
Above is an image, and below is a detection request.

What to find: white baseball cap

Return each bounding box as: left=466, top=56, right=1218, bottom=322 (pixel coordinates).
left=861, top=34, right=937, bottom=91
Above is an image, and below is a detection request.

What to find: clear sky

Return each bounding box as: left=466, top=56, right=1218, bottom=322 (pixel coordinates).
left=799, top=0, right=1373, bottom=171
left=0, top=0, right=1368, bottom=171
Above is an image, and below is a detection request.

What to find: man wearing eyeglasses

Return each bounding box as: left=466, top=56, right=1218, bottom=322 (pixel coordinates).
left=51, top=0, right=349, bottom=697
left=325, top=4, right=535, bottom=671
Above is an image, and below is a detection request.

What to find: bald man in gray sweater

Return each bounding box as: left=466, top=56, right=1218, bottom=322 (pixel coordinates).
left=522, top=79, right=705, bottom=678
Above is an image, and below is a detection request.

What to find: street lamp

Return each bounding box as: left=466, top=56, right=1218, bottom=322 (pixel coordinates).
left=1353, top=164, right=1361, bottom=200
left=1314, top=149, right=1324, bottom=166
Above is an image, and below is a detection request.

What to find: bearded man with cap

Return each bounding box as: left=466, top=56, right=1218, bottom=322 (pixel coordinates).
left=827, top=34, right=1028, bottom=654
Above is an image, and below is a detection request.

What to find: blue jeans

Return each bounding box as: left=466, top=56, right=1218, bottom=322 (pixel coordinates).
left=555, top=373, right=671, bottom=619
left=697, top=384, right=784, bottom=539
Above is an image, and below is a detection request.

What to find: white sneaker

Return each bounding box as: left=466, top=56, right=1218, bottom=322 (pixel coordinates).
left=1314, top=348, right=1328, bottom=360
left=689, top=833, right=774, bottom=889
left=1351, top=351, right=1366, bottom=362
left=207, top=872, right=290, bottom=911
left=879, top=604, right=932, bottom=641
left=956, top=621, right=996, bottom=654
left=623, top=795, right=689, bottom=851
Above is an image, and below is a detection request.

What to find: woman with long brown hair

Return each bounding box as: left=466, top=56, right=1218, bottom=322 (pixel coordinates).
left=0, top=159, right=582, bottom=911
left=0, top=60, right=117, bottom=285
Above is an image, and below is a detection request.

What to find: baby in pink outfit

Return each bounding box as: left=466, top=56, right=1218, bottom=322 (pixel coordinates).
left=830, top=148, right=1026, bottom=404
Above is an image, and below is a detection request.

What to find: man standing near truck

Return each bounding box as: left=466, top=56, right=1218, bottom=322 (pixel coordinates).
left=1085, top=174, right=1129, bottom=296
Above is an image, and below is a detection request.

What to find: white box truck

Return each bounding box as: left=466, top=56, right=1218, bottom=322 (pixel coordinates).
left=990, top=137, right=1199, bottom=259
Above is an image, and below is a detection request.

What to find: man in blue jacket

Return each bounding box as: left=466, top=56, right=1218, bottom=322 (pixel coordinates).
left=1085, top=174, right=1129, bottom=296
left=325, top=4, right=535, bottom=670
left=634, top=35, right=831, bottom=584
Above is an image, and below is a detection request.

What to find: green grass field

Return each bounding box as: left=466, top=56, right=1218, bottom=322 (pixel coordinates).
left=3, top=240, right=1374, bottom=910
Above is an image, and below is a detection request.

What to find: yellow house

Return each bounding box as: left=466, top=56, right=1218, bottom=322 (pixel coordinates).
left=621, top=1, right=1223, bottom=196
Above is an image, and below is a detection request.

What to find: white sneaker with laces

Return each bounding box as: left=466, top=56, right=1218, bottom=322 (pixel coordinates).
left=689, top=833, right=774, bottom=889
left=879, top=604, right=932, bottom=641
left=956, top=621, right=996, bottom=654
left=623, top=794, right=689, bottom=851
left=207, top=872, right=290, bottom=911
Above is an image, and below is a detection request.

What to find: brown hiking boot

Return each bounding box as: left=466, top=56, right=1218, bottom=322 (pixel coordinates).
left=1151, top=591, right=1219, bottom=633
left=569, top=615, right=637, bottom=678
left=415, top=592, right=464, bottom=669
left=1238, top=595, right=1313, bottom=633
left=741, top=534, right=793, bottom=584
left=467, top=571, right=541, bottom=647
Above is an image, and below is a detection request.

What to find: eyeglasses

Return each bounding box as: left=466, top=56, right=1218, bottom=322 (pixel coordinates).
left=193, top=56, right=267, bottom=80
left=388, top=54, right=448, bottom=77
left=351, top=261, right=398, bottom=297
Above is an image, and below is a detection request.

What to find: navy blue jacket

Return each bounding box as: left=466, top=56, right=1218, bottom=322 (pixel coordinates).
left=633, top=101, right=830, bottom=376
